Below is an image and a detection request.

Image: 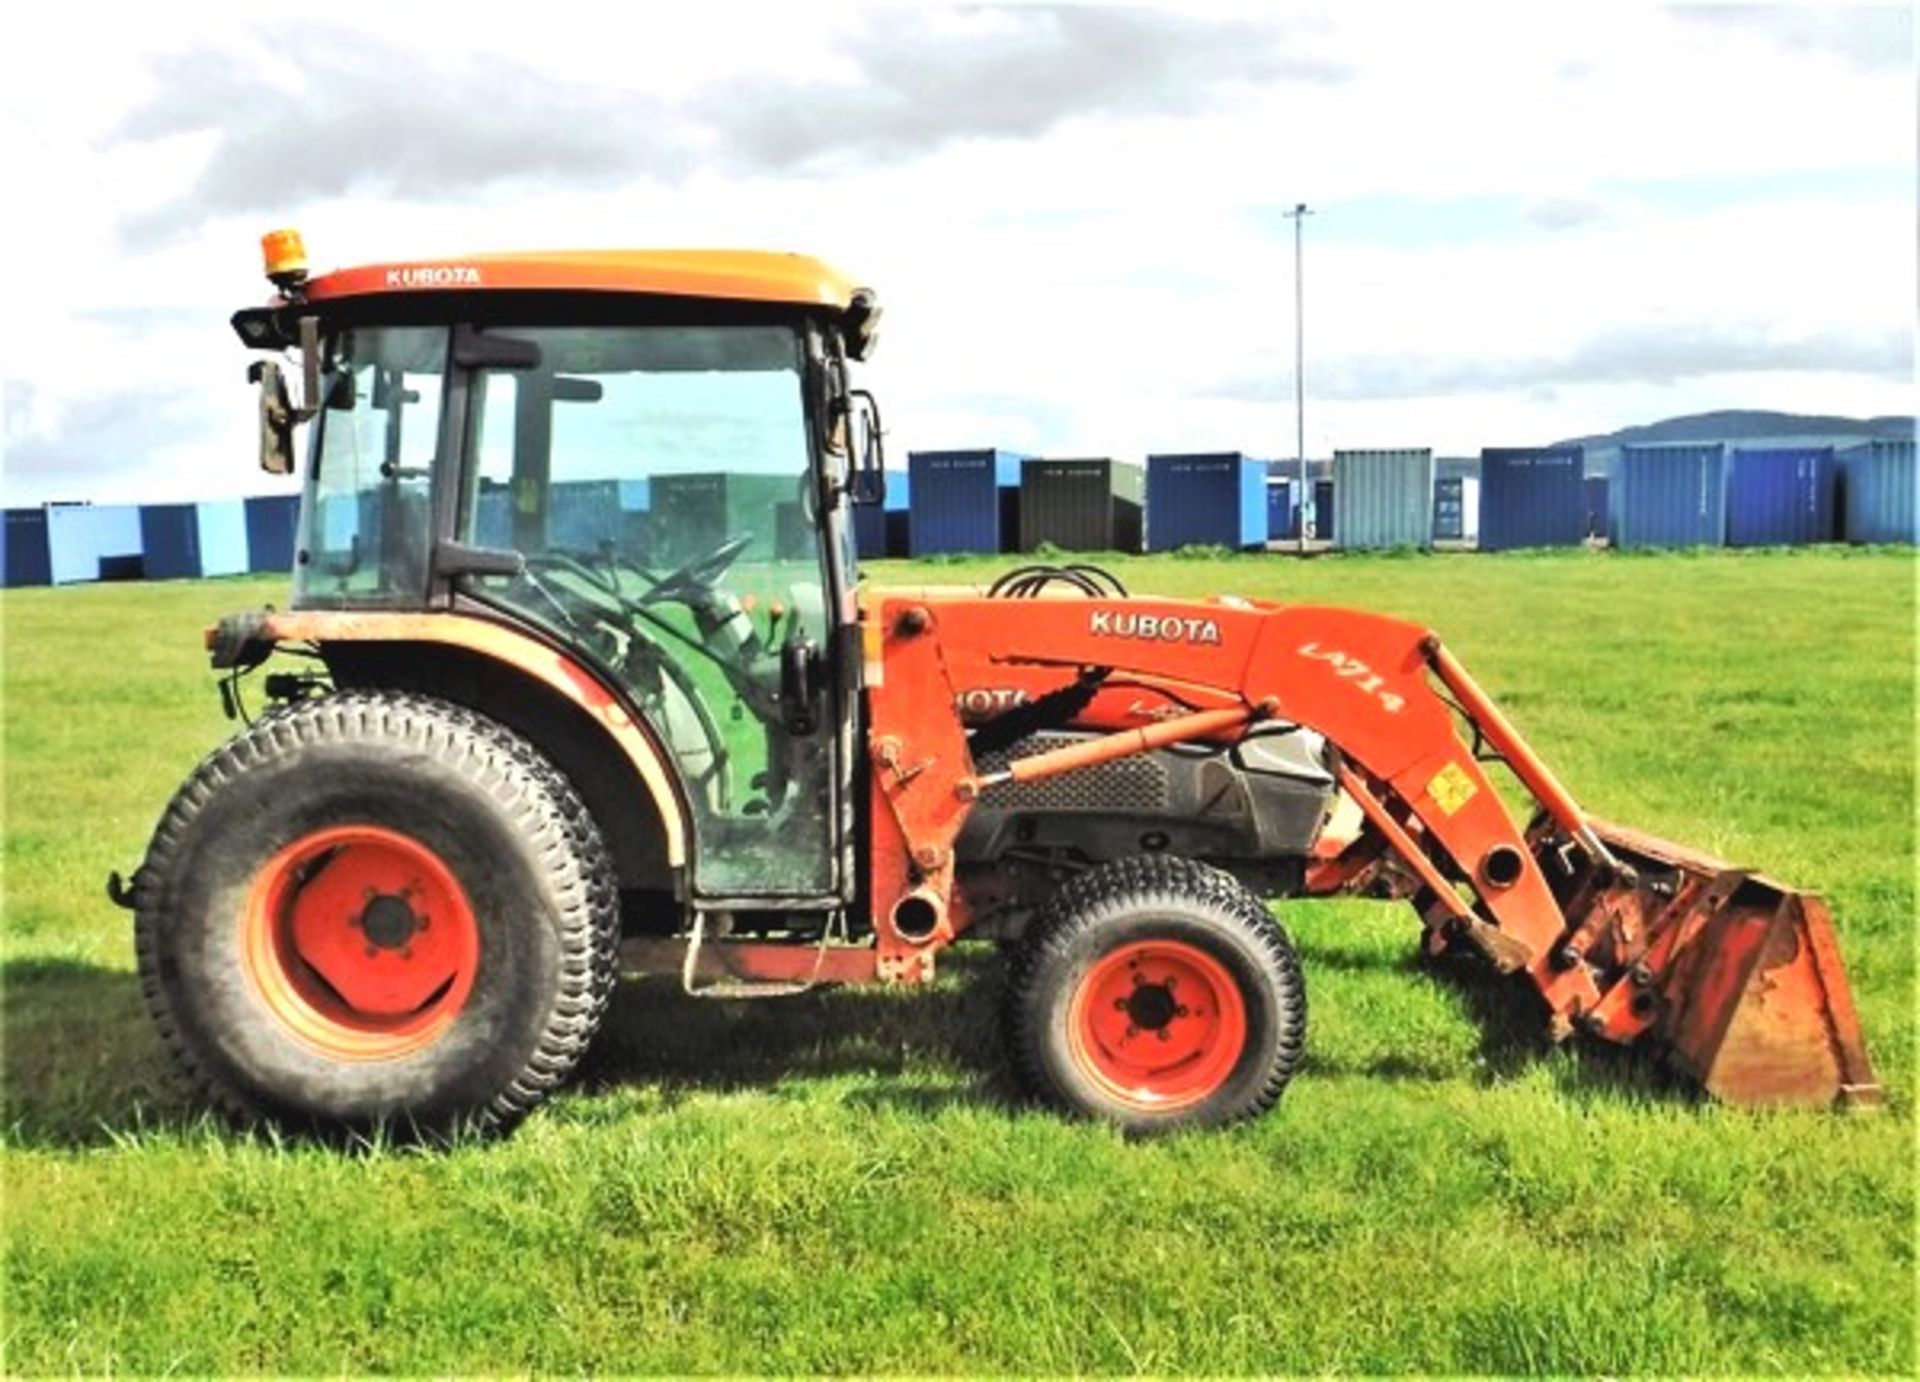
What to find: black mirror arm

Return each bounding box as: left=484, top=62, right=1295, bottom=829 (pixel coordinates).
left=434, top=540, right=526, bottom=579
left=296, top=316, right=322, bottom=421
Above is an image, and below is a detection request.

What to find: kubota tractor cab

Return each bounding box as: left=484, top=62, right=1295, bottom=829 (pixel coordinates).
left=122, top=232, right=1879, bottom=1138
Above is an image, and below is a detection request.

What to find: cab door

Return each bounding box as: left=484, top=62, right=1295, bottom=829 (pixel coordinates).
left=452, top=321, right=844, bottom=902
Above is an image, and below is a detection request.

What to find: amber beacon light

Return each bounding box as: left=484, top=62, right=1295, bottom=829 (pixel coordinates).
left=261, top=228, right=309, bottom=290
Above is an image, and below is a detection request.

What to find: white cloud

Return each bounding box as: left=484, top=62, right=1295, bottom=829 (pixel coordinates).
left=0, top=2, right=1910, bottom=506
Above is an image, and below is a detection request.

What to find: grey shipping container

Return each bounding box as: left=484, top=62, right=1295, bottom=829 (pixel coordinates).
left=909, top=449, right=1023, bottom=555
left=1613, top=444, right=1727, bottom=548
left=1727, top=448, right=1837, bottom=547
left=3, top=508, right=52, bottom=587
left=1332, top=449, right=1434, bottom=549
left=648, top=472, right=798, bottom=566
left=1478, top=448, right=1585, bottom=551
left=1145, top=453, right=1269, bottom=551
left=1837, top=438, right=1917, bottom=543
left=1019, top=458, right=1143, bottom=553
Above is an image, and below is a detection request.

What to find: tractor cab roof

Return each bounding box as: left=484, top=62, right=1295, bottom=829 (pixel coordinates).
left=235, top=241, right=879, bottom=356
left=303, top=248, right=861, bottom=311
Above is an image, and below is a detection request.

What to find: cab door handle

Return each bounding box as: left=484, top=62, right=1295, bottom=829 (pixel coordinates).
left=780, top=636, right=824, bottom=736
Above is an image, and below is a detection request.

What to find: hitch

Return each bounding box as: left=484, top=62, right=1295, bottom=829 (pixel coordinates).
left=106, top=869, right=138, bottom=910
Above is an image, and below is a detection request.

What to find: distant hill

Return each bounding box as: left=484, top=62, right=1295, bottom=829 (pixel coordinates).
left=1554, top=411, right=1914, bottom=476
left=1556, top=410, right=1914, bottom=449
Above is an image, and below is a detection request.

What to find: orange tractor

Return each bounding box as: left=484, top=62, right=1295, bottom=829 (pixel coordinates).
left=122, top=232, right=1880, bottom=1135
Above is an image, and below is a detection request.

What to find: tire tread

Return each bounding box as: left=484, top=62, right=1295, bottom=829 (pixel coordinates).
left=132, top=690, right=620, bottom=1135
left=1003, top=854, right=1306, bottom=1131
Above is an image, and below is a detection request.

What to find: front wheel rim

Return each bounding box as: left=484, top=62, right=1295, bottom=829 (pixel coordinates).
left=240, top=825, right=480, bottom=1060
left=1067, top=938, right=1249, bottom=1111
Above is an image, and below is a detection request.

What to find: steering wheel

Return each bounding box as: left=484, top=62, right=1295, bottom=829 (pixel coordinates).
left=513, top=551, right=634, bottom=635
left=637, top=534, right=753, bottom=608
left=516, top=550, right=738, bottom=794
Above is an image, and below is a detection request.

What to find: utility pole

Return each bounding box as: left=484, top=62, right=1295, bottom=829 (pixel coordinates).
left=1284, top=203, right=1313, bottom=554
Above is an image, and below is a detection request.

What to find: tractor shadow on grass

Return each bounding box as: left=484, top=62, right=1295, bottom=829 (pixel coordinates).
left=1292, top=940, right=1698, bottom=1107
left=1, top=942, right=1694, bottom=1149
left=0, top=949, right=1021, bottom=1147
left=0, top=958, right=207, bottom=1148
left=579, top=946, right=1019, bottom=1115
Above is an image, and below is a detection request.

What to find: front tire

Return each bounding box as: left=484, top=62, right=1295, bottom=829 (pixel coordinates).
left=1004, top=856, right=1306, bottom=1133
left=134, top=691, right=619, bottom=1137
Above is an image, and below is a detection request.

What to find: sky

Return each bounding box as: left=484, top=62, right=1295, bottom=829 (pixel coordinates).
left=1, top=1, right=1913, bottom=506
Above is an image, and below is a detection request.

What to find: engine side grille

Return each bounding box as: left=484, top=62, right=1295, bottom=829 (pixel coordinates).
left=970, top=734, right=1171, bottom=813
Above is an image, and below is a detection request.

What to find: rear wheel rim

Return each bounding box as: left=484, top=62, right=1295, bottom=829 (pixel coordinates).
left=240, top=825, right=480, bottom=1060
left=1067, top=938, right=1248, bottom=1111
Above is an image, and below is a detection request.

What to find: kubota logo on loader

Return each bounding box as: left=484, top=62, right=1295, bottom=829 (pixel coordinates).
left=954, top=688, right=1029, bottom=722
left=386, top=265, right=482, bottom=287
left=1089, top=610, right=1223, bottom=645
left=1296, top=642, right=1407, bottom=713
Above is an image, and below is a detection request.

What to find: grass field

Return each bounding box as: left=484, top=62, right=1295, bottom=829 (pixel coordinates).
left=3, top=549, right=1913, bottom=1374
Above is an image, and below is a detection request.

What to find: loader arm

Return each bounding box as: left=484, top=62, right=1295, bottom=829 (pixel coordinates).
left=864, top=591, right=1880, bottom=1108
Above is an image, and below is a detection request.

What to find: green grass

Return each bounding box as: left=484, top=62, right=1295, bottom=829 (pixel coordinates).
left=3, top=550, right=1914, bottom=1374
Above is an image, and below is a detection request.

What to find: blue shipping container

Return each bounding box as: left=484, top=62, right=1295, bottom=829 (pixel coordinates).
left=244, top=494, right=300, bottom=573
left=1265, top=478, right=1296, bottom=540
left=1478, top=448, right=1585, bottom=551
left=47, top=503, right=144, bottom=584
left=551, top=478, right=650, bottom=553
left=1432, top=477, right=1480, bottom=543
left=1837, top=439, right=1917, bottom=543
left=853, top=505, right=883, bottom=558
left=853, top=471, right=910, bottom=559
left=140, top=503, right=203, bottom=580
left=1144, top=453, right=1268, bottom=552
left=1433, top=477, right=1465, bottom=541
left=882, top=469, right=911, bottom=514
left=1613, top=445, right=1726, bottom=548
left=197, top=500, right=250, bottom=576
left=1583, top=476, right=1610, bottom=541
left=3, top=508, right=52, bottom=587
left=474, top=488, right=514, bottom=549
left=1728, top=448, right=1837, bottom=547
left=908, top=449, right=1023, bottom=556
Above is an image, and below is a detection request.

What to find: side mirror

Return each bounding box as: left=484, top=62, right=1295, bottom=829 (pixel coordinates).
left=845, top=389, right=885, bottom=505
left=250, top=359, right=296, bottom=475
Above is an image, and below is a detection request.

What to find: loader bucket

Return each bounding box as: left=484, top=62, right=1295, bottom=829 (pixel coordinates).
left=1545, top=820, right=1881, bottom=1109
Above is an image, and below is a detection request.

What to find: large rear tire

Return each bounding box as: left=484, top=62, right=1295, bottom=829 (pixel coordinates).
left=133, top=691, right=619, bottom=1137
left=1004, top=855, right=1306, bottom=1134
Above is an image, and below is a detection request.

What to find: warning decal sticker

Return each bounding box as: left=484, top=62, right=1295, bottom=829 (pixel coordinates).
left=1427, top=762, right=1478, bottom=817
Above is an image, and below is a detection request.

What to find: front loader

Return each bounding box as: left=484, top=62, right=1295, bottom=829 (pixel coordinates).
left=119, top=231, right=1880, bottom=1136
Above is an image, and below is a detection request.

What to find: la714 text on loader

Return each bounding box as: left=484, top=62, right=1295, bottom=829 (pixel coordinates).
left=118, top=231, right=1880, bottom=1136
